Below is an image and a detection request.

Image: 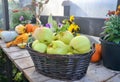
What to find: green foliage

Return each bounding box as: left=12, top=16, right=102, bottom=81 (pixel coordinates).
left=14, top=72, right=22, bottom=82
left=48, top=14, right=58, bottom=32
left=60, top=22, right=70, bottom=32
left=0, top=49, right=28, bottom=82
left=27, top=34, right=35, bottom=43
left=11, top=10, right=33, bottom=28
left=8, top=0, right=19, bottom=9
left=0, top=75, right=8, bottom=82
left=0, top=49, right=6, bottom=65
left=102, top=15, right=120, bottom=44
left=0, top=49, right=8, bottom=82
left=47, top=14, right=70, bottom=33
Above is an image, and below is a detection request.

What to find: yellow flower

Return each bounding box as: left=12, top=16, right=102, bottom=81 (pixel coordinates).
left=68, top=23, right=80, bottom=33
left=74, top=24, right=79, bottom=31
left=68, top=24, right=74, bottom=32
left=70, top=15, right=75, bottom=22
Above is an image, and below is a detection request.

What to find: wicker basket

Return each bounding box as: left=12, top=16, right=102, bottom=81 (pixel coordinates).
left=26, top=43, right=95, bottom=81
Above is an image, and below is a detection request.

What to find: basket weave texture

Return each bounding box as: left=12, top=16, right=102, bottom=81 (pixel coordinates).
left=26, top=43, right=94, bottom=81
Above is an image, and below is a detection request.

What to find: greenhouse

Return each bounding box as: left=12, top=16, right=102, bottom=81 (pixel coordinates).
left=0, top=0, right=120, bottom=82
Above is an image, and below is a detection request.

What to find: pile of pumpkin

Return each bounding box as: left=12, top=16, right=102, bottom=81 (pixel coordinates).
left=0, top=24, right=38, bottom=48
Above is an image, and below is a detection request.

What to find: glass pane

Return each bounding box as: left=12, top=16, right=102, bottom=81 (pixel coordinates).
left=0, top=1, right=5, bottom=30
left=37, top=0, right=118, bottom=18
left=8, top=0, right=32, bottom=29
left=41, top=0, right=64, bottom=16
left=70, top=0, right=118, bottom=18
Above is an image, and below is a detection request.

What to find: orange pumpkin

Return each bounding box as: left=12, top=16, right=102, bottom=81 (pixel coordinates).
left=25, top=24, right=34, bottom=33
left=25, top=24, right=39, bottom=33
left=32, top=25, right=39, bottom=32
left=91, top=43, right=102, bottom=63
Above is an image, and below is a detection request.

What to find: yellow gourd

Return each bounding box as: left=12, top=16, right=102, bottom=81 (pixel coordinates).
left=15, top=24, right=26, bottom=34
left=6, top=33, right=29, bottom=48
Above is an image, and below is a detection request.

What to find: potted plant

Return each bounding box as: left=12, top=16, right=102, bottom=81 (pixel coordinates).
left=100, top=5, right=120, bottom=71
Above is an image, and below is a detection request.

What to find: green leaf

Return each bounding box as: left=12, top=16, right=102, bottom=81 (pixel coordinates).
left=60, top=23, right=70, bottom=32
left=103, top=34, right=110, bottom=40
left=52, top=20, right=58, bottom=32
left=14, top=72, right=22, bottom=82
left=48, top=14, right=58, bottom=32
left=48, top=14, right=53, bottom=24
left=113, top=38, right=120, bottom=44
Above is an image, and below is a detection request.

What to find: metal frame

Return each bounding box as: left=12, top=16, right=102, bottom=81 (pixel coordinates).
left=118, top=0, right=120, bottom=5
left=117, top=0, right=120, bottom=8
left=2, top=0, right=9, bottom=30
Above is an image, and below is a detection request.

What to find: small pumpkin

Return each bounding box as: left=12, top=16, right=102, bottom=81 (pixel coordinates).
left=32, top=25, right=39, bottom=32
left=91, top=43, right=102, bottom=63
left=15, top=24, right=26, bottom=34
left=25, top=24, right=34, bottom=33
left=25, top=24, right=38, bottom=33
left=0, top=31, right=18, bottom=42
